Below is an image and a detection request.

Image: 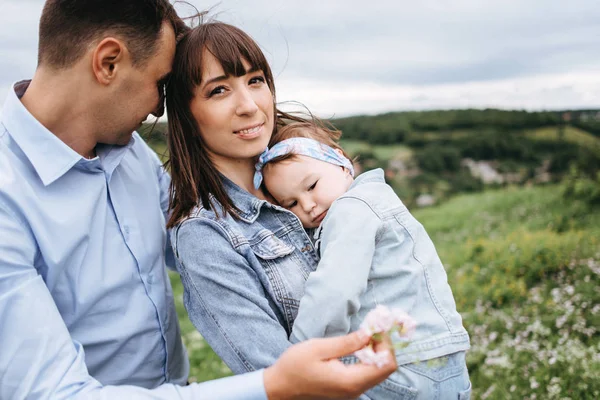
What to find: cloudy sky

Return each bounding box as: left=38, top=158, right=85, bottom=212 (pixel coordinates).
left=1, top=0, right=599, bottom=117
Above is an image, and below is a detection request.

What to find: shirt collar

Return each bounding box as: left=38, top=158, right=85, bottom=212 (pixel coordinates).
left=1, top=80, right=135, bottom=186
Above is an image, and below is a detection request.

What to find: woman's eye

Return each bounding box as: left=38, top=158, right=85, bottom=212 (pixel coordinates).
left=308, top=181, right=318, bottom=191
left=249, top=76, right=266, bottom=85
left=209, top=86, right=226, bottom=97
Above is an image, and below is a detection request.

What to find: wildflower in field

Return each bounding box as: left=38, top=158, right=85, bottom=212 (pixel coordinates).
left=354, top=305, right=416, bottom=367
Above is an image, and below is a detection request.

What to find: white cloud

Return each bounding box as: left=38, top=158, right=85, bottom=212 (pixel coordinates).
left=277, top=71, right=600, bottom=117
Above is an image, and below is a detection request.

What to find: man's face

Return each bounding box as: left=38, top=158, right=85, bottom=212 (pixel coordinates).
left=102, top=21, right=176, bottom=145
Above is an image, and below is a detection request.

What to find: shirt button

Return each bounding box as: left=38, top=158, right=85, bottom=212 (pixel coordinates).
left=301, top=245, right=311, bottom=252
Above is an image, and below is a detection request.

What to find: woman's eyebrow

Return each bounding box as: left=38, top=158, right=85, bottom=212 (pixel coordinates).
left=201, top=74, right=228, bottom=88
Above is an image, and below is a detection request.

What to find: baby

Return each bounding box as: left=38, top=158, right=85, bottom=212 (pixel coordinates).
left=254, top=121, right=471, bottom=400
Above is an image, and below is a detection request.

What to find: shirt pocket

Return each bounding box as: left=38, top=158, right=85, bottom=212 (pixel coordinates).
left=249, top=231, right=309, bottom=331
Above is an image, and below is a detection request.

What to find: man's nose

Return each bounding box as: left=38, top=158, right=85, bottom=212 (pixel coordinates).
left=152, top=90, right=166, bottom=118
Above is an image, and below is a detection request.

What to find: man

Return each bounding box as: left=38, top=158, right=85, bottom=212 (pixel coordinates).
left=0, top=1, right=396, bottom=399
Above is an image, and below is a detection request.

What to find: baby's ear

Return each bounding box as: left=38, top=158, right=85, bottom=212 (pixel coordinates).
left=334, top=148, right=344, bottom=157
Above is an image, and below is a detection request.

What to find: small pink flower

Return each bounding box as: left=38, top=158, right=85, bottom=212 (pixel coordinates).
left=391, top=308, right=416, bottom=338
left=354, top=347, right=390, bottom=368
left=355, top=305, right=416, bottom=368
left=359, top=305, right=417, bottom=338
left=360, top=305, right=397, bottom=336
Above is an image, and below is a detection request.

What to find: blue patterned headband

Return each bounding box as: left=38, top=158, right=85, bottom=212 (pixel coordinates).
left=254, top=137, right=354, bottom=189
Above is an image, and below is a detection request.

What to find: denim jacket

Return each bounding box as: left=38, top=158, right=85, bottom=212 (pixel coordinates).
left=290, top=169, right=470, bottom=365
left=170, top=176, right=319, bottom=374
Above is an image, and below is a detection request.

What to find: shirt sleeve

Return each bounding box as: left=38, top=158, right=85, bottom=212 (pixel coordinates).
left=172, top=217, right=294, bottom=374
left=290, top=197, right=381, bottom=342
left=0, top=201, right=266, bottom=400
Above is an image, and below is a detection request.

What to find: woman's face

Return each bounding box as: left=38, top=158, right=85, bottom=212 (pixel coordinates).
left=190, top=50, right=274, bottom=167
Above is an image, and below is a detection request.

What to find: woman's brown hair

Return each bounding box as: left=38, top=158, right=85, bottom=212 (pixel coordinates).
left=165, top=22, right=307, bottom=227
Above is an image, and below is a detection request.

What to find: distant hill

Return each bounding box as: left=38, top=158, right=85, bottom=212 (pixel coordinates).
left=329, top=108, right=600, bottom=144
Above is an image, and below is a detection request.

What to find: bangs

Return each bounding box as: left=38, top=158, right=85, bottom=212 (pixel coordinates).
left=177, top=22, right=274, bottom=92
left=203, top=26, right=269, bottom=79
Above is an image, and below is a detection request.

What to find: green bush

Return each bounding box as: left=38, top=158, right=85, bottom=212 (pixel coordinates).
left=562, top=169, right=600, bottom=207
left=415, top=145, right=462, bottom=173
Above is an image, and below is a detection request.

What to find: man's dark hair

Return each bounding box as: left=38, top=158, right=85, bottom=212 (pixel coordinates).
left=38, top=0, right=187, bottom=69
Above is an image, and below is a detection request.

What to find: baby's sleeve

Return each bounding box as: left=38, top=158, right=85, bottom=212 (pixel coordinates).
left=290, top=197, right=381, bottom=342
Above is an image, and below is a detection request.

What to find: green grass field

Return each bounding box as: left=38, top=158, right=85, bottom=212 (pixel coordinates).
left=170, top=183, right=600, bottom=398
left=340, top=139, right=413, bottom=161
left=526, top=126, right=600, bottom=149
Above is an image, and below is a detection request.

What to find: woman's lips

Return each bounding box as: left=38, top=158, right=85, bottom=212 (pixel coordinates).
left=235, top=123, right=263, bottom=139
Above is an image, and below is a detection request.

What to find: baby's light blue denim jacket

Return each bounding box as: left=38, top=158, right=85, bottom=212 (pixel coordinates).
left=170, top=175, right=318, bottom=373
left=290, top=169, right=470, bottom=365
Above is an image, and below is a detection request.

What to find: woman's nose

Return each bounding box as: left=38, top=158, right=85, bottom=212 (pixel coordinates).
left=235, top=87, right=259, bottom=116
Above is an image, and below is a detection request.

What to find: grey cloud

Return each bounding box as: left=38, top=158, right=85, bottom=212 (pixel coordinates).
left=1, top=0, right=599, bottom=111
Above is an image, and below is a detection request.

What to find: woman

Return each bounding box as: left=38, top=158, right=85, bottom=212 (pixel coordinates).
left=165, top=22, right=471, bottom=400
left=166, top=22, right=322, bottom=373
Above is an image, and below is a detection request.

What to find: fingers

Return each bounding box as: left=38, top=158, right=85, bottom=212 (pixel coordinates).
left=309, top=331, right=372, bottom=359
left=340, top=333, right=397, bottom=394
left=329, top=357, right=396, bottom=397
left=372, top=332, right=394, bottom=355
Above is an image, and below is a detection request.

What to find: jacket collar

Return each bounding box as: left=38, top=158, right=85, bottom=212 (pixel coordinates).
left=220, top=174, right=267, bottom=223
left=349, top=168, right=385, bottom=189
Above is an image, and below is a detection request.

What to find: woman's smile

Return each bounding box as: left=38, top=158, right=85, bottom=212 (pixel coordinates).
left=234, top=122, right=264, bottom=139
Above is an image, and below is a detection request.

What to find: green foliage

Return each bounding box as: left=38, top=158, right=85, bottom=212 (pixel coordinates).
left=331, top=109, right=562, bottom=141
left=561, top=168, right=600, bottom=207
left=414, top=145, right=462, bottom=173
left=414, top=185, right=600, bottom=399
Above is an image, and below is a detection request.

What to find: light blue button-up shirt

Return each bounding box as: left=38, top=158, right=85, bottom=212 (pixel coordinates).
left=0, top=81, right=267, bottom=400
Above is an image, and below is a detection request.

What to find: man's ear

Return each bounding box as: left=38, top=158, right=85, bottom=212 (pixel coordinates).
left=92, top=37, right=126, bottom=85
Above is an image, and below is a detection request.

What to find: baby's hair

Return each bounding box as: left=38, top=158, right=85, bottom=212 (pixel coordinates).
left=266, top=120, right=352, bottom=167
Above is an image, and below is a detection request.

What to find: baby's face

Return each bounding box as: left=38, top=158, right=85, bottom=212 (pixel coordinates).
left=263, top=155, right=353, bottom=228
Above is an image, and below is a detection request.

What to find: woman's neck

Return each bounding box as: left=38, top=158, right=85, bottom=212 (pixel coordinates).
left=213, top=156, right=268, bottom=200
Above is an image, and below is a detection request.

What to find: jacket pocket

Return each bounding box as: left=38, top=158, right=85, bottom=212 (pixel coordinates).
left=249, top=230, right=295, bottom=260
left=249, top=231, right=308, bottom=331
left=458, top=380, right=472, bottom=400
